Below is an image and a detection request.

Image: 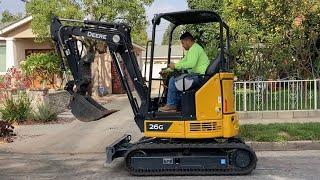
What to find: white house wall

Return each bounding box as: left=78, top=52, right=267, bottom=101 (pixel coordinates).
left=5, top=38, right=16, bottom=71
left=2, top=38, right=53, bottom=71
left=14, top=38, right=52, bottom=63
left=0, top=40, right=6, bottom=73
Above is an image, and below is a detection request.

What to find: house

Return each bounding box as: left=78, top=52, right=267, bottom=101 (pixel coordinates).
left=0, top=16, right=145, bottom=94
left=142, top=45, right=184, bottom=80
left=0, top=16, right=51, bottom=74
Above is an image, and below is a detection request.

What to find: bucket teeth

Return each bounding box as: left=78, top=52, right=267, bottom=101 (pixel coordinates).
left=69, top=94, right=117, bottom=122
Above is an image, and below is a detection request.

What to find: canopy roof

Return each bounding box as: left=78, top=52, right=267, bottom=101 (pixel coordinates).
left=154, top=10, right=222, bottom=25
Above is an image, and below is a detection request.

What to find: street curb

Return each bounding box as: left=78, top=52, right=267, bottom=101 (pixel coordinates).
left=247, top=141, right=320, bottom=151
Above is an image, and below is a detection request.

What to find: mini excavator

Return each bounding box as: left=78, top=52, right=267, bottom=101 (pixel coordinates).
left=51, top=10, right=257, bottom=176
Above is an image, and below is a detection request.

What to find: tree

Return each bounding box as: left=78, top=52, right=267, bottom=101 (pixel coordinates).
left=1, top=10, right=22, bottom=23
left=222, top=0, right=320, bottom=79
left=187, top=0, right=320, bottom=80
left=162, top=23, right=184, bottom=45
left=26, top=0, right=153, bottom=45
left=188, top=0, right=224, bottom=14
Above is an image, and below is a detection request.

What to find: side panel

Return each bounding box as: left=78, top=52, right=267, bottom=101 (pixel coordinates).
left=222, top=79, right=235, bottom=114
left=143, top=115, right=239, bottom=139
left=144, top=120, right=185, bottom=138
left=223, top=114, right=239, bottom=138
left=195, top=74, right=222, bottom=120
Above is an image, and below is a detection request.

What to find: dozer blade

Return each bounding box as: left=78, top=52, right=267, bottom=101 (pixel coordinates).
left=70, top=94, right=117, bottom=122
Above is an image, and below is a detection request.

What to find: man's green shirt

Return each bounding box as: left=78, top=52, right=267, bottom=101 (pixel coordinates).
left=175, top=43, right=209, bottom=74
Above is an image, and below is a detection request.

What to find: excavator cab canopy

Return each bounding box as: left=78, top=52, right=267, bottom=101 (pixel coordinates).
left=146, top=10, right=231, bottom=110
left=148, top=10, right=230, bottom=66
left=154, top=10, right=222, bottom=25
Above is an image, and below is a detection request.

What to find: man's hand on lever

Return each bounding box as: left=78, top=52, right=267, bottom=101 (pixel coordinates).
left=159, top=67, right=173, bottom=78
left=159, top=63, right=175, bottom=77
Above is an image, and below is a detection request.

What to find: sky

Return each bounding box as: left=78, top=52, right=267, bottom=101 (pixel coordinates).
left=0, top=0, right=188, bottom=44
left=0, top=0, right=25, bottom=14
left=145, top=0, right=188, bottom=44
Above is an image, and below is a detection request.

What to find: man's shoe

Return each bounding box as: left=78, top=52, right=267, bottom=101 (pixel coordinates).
left=159, top=105, right=177, bottom=112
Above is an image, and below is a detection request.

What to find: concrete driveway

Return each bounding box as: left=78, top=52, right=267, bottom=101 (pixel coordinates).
left=0, top=95, right=142, bottom=154
left=1, top=95, right=320, bottom=179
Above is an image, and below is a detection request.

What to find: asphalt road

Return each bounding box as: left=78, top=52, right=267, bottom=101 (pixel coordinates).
left=0, top=96, right=320, bottom=179
left=0, top=150, right=319, bottom=180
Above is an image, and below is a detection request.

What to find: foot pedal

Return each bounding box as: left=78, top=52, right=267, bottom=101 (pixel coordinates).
left=70, top=94, right=118, bottom=122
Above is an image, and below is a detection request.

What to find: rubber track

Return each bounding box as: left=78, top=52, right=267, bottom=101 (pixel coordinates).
left=125, top=141, right=257, bottom=176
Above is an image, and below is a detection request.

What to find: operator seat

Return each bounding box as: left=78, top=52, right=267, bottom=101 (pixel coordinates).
left=175, top=51, right=224, bottom=91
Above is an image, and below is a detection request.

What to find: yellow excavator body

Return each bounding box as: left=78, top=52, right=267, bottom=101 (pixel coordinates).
left=144, top=73, right=239, bottom=139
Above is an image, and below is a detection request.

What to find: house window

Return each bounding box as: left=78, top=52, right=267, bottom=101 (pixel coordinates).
left=25, top=49, right=53, bottom=58
left=0, top=45, right=6, bottom=72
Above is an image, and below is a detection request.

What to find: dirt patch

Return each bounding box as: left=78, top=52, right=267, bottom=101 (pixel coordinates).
left=0, top=113, right=74, bottom=144
left=94, top=94, right=126, bottom=106
left=14, top=134, right=44, bottom=141
left=0, top=136, right=15, bottom=143
left=15, top=117, right=75, bottom=126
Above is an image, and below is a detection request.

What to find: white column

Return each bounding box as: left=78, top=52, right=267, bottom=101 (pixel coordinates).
left=5, top=38, right=16, bottom=71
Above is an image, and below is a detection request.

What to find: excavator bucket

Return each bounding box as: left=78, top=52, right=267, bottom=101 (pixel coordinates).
left=69, top=94, right=117, bottom=122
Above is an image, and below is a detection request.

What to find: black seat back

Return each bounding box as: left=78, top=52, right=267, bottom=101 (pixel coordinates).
left=205, top=51, right=224, bottom=77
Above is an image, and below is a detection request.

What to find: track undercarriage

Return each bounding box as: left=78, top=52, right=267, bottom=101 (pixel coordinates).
left=107, top=135, right=257, bottom=176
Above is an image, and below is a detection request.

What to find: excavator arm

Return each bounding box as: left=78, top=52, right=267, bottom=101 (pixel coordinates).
left=51, top=17, right=148, bottom=130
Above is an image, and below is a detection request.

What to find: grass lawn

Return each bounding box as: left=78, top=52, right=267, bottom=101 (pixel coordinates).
left=239, top=122, right=320, bottom=142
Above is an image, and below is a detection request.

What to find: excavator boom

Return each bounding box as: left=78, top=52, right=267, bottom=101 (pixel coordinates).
left=51, top=17, right=148, bottom=127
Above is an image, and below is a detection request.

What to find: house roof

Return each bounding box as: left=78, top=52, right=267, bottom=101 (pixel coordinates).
left=0, top=22, right=13, bottom=30
left=0, top=16, right=32, bottom=35
left=0, top=16, right=145, bottom=51
left=142, top=45, right=184, bottom=59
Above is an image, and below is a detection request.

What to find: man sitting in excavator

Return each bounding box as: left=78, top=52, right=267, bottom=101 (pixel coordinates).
left=159, top=32, right=210, bottom=112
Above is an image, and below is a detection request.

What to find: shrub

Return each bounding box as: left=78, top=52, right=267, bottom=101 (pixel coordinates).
left=32, top=103, right=58, bottom=122
left=0, top=121, right=15, bottom=140
left=0, top=93, right=32, bottom=123
left=0, top=67, right=31, bottom=90
left=0, top=75, right=4, bottom=88
left=22, top=52, right=61, bottom=88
